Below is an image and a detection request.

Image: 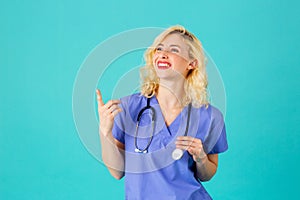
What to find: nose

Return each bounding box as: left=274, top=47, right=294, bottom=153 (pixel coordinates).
left=159, top=51, right=168, bottom=59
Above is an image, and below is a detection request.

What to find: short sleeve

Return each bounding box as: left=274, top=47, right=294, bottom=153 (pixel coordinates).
left=203, top=106, right=228, bottom=154
left=208, top=124, right=228, bottom=154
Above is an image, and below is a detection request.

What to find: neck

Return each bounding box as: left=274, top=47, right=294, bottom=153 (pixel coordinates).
left=156, top=78, right=186, bottom=109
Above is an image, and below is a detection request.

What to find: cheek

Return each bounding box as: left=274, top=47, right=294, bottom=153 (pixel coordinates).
left=174, top=56, right=189, bottom=67
left=152, top=53, right=159, bottom=64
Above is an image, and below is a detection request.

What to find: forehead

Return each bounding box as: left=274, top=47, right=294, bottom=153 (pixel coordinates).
left=159, top=33, right=189, bottom=49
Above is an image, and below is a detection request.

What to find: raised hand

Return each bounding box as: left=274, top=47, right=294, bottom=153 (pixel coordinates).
left=96, top=89, right=122, bottom=136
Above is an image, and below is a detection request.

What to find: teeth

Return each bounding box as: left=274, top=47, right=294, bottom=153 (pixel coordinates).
left=158, top=63, right=170, bottom=67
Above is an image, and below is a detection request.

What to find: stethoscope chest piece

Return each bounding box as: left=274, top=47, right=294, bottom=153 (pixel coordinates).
left=135, top=148, right=148, bottom=154
left=172, top=148, right=184, bottom=160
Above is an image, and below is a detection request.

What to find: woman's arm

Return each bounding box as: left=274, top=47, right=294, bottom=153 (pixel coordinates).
left=99, top=131, right=125, bottom=180
left=194, top=154, right=218, bottom=181
left=176, top=136, right=218, bottom=181
left=96, top=89, right=125, bottom=180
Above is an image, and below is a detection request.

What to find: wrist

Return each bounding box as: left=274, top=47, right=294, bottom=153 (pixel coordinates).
left=99, top=127, right=111, bottom=136
left=195, top=154, right=208, bottom=164
left=99, top=129, right=114, bottom=141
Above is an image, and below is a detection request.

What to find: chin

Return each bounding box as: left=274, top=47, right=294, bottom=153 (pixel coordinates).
left=156, top=70, right=185, bottom=81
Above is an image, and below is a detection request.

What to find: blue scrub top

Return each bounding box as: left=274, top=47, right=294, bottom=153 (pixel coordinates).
left=112, top=93, right=228, bottom=200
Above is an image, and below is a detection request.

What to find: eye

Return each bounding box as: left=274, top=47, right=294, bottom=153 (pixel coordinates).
left=156, top=46, right=163, bottom=51
left=170, top=48, right=179, bottom=53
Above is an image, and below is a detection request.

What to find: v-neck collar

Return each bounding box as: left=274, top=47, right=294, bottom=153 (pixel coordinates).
left=151, top=95, right=188, bottom=136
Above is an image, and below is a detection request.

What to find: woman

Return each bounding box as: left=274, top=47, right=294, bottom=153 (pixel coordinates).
left=96, top=25, right=228, bottom=199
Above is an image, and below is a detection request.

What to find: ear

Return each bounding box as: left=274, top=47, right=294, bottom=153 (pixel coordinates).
left=187, top=59, right=198, bottom=70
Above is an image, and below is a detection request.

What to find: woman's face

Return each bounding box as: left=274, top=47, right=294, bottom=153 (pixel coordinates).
left=152, top=33, right=194, bottom=79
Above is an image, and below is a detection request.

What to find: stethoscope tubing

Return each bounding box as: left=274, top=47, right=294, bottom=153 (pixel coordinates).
left=134, top=97, right=191, bottom=155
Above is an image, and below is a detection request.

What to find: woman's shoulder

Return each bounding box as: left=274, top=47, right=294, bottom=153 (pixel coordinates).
left=120, top=92, right=145, bottom=103
left=196, top=103, right=225, bottom=122
left=119, top=92, right=149, bottom=109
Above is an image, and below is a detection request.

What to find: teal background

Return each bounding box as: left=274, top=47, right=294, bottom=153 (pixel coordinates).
left=1, top=0, right=299, bottom=199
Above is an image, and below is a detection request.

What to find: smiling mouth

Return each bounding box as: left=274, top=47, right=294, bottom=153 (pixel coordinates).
left=157, top=61, right=171, bottom=69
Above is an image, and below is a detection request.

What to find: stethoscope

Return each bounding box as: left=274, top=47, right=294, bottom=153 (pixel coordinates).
left=134, top=98, right=192, bottom=160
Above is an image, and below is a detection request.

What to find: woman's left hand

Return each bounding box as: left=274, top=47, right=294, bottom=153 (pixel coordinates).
left=175, top=136, right=207, bottom=163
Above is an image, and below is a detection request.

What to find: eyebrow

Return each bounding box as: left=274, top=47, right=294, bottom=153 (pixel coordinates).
left=157, top=43, right=181, bottom=48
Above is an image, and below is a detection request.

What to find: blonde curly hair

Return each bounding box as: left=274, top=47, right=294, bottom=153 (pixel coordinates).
left=140, top=25, right=209, bottom=108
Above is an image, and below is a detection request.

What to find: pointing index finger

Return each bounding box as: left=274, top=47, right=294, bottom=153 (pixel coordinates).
left=96, top=89, right=104, bottom=106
